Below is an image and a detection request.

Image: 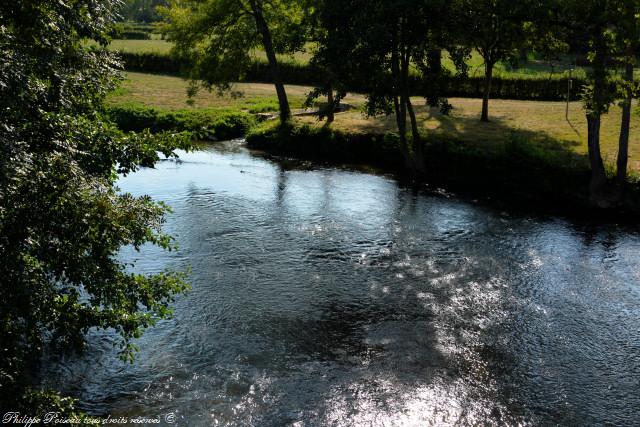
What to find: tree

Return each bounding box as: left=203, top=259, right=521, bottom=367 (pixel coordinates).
left=121, top=0, right=168, bottom=22
left=160, top=0, right=307, bottom=123
left=318, top=0, right=452, bottom=178
left=303, top=0, right=349, bottom=124
left=614, top=0, right=640, bottom=188
left=458, top=0, right=531, bottom=122
left=557, top=0, right=620, bottom=202
left=0, top=0, right=189, bottom=410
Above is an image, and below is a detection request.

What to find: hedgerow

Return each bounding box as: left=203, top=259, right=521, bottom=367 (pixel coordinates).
left=118, top=52, right=587, bottom=101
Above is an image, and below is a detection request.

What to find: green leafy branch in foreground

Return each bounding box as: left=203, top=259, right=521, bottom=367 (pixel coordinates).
left=0, top=0, right=192, bottom=413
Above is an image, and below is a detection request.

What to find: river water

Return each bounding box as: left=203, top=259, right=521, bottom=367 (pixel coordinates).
left=42, top=141, right=640, bottom=426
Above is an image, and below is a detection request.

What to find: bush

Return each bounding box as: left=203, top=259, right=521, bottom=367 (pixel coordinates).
left=244, top=99, right=280, bottom=113
left=107, top=105, right=256, bottom=140
left=119, top=52, right=183, bottom=74
left=247, top=122, right=404, bottom=168
left=120, top=30, right=152, bottom=40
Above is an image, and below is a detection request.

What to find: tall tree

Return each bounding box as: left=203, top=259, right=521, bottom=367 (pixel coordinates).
left=160, top=0, right=307, bottom=122
left=614, top=0, right=640, bottom=188
left=304, top=0, right=349, bottom=124
left=558, top=0, right=619, bottom=202
left=458, top=0, right=531, bottom=122
left=319, top=0, right=452, bottom=178
left=0, top=0, right=189, bottom=410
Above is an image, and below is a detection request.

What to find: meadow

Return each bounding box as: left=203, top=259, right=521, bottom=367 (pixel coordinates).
left=110, top=72, right=640, bottom=172
left=106, top=39, right=596, bottom=80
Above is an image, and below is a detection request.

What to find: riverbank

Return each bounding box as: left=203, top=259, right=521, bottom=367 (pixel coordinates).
left=247, top=121, right=640, bottom=219
left=109, top=73, right=640, bottom=171
left=107, top=73, right=640, bottom=218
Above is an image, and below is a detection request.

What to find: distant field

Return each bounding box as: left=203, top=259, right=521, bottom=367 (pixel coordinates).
left=106, top=39, right=313, bottom=64
left=105, top=39, right=598, bottom=79
left=110, top=72, right=640, bottom=172
left=108, top=39, right=172, bottom=54
left=108, top=72, right=324, bottom=110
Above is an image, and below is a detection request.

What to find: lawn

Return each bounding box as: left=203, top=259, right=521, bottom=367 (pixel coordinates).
left=109, top=72, right=640, bottom=172
left=108, top=72, right=331, bottom=110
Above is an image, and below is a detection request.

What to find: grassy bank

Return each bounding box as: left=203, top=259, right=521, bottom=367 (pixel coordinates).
left=246, top=121, right=640, bottom=217
left=108, top=72, right=639, bottom=172
left=106, top=72, right=640, bottom=214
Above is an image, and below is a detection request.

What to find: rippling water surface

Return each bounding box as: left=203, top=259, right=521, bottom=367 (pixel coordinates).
left=43, top=141, right=640, bottom=426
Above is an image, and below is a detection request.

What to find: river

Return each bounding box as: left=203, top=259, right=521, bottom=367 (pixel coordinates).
left=41, top=140, right=640, bottom=426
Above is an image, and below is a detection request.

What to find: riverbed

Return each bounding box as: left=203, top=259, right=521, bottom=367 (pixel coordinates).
left=42, top=140, right=640, bottom=426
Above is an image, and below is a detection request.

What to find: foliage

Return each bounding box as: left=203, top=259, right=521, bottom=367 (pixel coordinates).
left=110, top=22, right=157, bottom=39
left=244, top=99, right=280, bottom=113
left=118, top=50, right=588, bottom=101
left=107, top=105, right=256, bottom=139
left=159, top=0, right=308, bottom=121
left=120, top=0, right=168, bottom=22
left=121, top=30, right=153, bottom=40
left=0, top=0, right=190, bottom=410
left=247, top=121, right=403, bottom=167
left=455, top=0, right=534, bottom=121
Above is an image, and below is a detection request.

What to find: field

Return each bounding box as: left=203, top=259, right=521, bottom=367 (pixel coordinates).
left=105, top=39, right=313, bottom=64
left=109, top=72, right=640, bottom=172
left=106, top=39, right=596, bottom=79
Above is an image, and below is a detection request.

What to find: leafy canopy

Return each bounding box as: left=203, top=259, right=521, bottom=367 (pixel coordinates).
left=0, top=0, right=191, bottom=409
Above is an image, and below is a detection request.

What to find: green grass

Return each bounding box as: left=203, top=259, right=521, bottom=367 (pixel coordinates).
left=108, top=71, right=640, bottom=173
left=107, top=39, right=172, bottom=54
left=104, top=39, right=599, bottom=80
left=103, top=39, right=312, bottom=64
left=108, top=72, right=321, bottom=110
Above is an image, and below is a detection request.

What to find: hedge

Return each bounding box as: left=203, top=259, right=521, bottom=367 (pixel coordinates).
left=107, top=105, right=256, bottom=140
left=120, top=31, right=151, bottom=40
left=118, top=51, right=587, bottom=102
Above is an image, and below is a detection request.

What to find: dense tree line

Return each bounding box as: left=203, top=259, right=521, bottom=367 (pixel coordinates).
left=162, top=0, right=639, bottom=203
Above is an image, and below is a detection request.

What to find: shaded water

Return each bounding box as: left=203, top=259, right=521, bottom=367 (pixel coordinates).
left=43, top=141, right=640, bottom=426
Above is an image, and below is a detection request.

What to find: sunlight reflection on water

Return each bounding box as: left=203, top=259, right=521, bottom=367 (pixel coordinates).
left=41, top=141, right=640, bottom=426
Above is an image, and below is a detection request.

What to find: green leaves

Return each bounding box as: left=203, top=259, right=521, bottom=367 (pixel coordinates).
left=1, top=0, right=190, bottom=411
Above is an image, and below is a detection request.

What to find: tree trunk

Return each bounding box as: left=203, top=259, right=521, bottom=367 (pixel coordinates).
left=617, top=60, right=634, bottom=187
left=403, top=47, right=426, bottom=177
left=587, top=114, right=607, bottom=199
left=481, top=60, right=494, bottom=122
left=586, top=49, right=609, bottom=203
left=426, top=49, right=442, bottom=107
left=249, top=0, right=290, bottom=122
left=326, top=83, right=335, bottom=124
left=391, top=30, right=412, bottom=173
left=406, top=95, right=426, bottom=177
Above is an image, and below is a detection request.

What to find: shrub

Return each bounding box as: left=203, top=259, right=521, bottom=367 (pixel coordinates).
left=120, top=30, right=152, bottom=40
left=119, top=52, right=183, bottom=74
left=244, top=99, right=280, bottom=113
left=107, top=105, right=256, bottom=140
